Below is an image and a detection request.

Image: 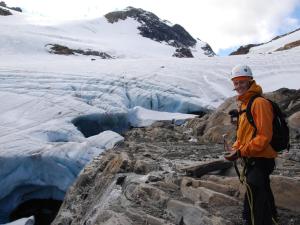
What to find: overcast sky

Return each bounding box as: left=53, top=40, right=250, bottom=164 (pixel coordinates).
left=4, top=0, right=300, bottom=54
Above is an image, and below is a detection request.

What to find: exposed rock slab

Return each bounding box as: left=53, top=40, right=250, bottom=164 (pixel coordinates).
left=180, top=160, right=232, bottom=177
left=52, top=142, right=300, bottom=225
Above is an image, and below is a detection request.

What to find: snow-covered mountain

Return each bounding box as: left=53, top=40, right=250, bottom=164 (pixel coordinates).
left=230, top=28, right=300, bottom=55
left=0, top=3, right=300, bottom=224
left=0, top=5, right=214, bottom=59
left=104, top=7, right=215, bottom=57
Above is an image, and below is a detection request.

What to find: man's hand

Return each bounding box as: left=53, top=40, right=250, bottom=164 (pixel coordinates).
left=224, top=150, right=239, bottom=161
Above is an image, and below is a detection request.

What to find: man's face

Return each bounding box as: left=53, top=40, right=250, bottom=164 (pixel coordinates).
left=232, top=79, right=251, bottom=96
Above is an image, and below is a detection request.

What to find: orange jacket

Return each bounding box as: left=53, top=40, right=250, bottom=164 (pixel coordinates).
left=232, top=81, right=277, bottom=158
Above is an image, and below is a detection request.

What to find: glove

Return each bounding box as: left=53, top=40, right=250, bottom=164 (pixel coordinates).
left=224, top=150, right=239, bottom=161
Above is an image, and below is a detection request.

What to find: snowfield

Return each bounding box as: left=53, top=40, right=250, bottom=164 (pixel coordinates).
left=250, top=28, right=300, bottom=54
left=0, top=6, right=299, bottom=224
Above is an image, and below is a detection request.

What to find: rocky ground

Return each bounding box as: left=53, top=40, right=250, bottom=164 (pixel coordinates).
left=52, top=88, right=300, bottom=225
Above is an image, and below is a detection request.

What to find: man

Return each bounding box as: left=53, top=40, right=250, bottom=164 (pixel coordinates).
left=224, top=65, right=278, bottom=225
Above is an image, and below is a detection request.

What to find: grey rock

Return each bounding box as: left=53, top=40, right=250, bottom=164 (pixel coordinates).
left=173, top=48, right=194, bottom=58
left=271, top=175, right=300, bottom=212
left=46, top=44, right=113, bottom=59
left=0, top=1, right=22, bottom=15
left=0, top=7, right=11, bottom=16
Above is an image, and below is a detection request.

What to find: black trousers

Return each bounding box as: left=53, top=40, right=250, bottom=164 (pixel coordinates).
left=243, top=158, right=277, bottom=225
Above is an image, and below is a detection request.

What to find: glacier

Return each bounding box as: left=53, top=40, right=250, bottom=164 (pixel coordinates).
left=0, top=5, right=300, bottom=224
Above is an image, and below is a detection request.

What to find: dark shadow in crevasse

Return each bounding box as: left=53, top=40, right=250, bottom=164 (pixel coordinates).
left=9, top=199, right=62, bottom=225
left=72, top=113, right=130, bottom=137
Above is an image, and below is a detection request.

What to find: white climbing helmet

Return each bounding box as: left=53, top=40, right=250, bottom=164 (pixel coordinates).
left=230, top=64, right=253, bottom=80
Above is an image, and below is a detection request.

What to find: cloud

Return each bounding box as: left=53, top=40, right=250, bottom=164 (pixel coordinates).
left=4, top=0, right=300, bottom=53
left=168, top=0, right=300, bottom=52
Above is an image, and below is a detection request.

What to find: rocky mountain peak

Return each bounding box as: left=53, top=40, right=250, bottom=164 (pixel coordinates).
left=0, top=1, right=22, bottom=15
left=104, top=7, right=197, bottom=48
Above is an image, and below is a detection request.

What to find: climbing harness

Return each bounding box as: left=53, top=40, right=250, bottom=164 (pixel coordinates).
left=222, top=133, right=279, bottom=225
left=234, top=160, right=279, bottom=225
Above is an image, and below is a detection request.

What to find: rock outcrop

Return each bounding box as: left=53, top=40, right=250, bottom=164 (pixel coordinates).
left=230, top=28, right=300, bottom=55
left=229, top=44, right=261, bottom=55
left=275, top=40, right=300, bottom=52
left=200, top=43, right=216, bottom=57
left=46, top=44, right=113, bottom=59
left=0, top=1, right=22, bottom=15
left=52, top=142, right=300, bottom=225
left=52, top=142, right=239, bottom=225
left=172, top=47, right=194, bottom=58
left=52, top=88, right=300, bottom=225
left=0, top=7, right=11, bottom=16
left=105, top=7, right=197, bottom=48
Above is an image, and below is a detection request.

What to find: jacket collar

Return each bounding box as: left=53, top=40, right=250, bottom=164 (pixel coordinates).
left=237, top=80, right=263, bottom=104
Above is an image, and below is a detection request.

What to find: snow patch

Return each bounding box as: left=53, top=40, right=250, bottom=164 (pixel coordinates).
left=3, top=216, right=34, bottom=225
left=128, top=106, right=197, bottom=127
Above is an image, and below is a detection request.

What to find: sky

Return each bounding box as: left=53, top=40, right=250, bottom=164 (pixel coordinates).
left=3, top=0, right=300, bottom=55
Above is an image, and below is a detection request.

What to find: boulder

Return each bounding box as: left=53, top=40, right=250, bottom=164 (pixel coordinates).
left=191, top=88, right=300, bottom=143
left=289, top=111, right=300, bottom=139
left=271, top=175, right=300, bottom=213
left=181, top=178, right=239, bottom=206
